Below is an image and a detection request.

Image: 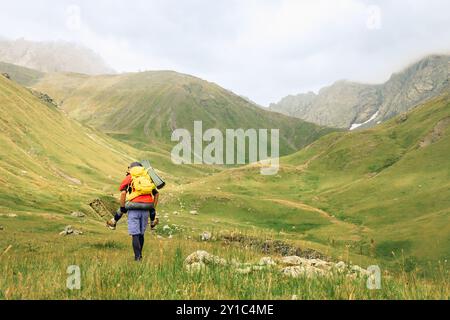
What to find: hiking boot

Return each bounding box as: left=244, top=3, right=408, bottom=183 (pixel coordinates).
left=106, top=218, right=117, bottom=230
left=151, top=217, right=159, bottom=230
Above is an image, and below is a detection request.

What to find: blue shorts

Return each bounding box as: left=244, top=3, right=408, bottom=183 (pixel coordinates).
left=127, top=209, right=149, bottom=235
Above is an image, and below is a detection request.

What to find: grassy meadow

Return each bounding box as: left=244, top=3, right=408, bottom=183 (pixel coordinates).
left=0, top=69, right=449, bottom=300
left=0, top=211, right=448, bottom=300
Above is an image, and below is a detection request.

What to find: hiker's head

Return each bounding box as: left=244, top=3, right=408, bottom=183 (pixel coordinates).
left=128, top=162, right=143, bottom=169
left=126, top=162, right=143, bottom=175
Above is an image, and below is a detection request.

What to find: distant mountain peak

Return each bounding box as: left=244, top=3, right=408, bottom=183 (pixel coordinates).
left=0, top=38, right=115, bottom=75
left=270, top=54, right=450, bottom=129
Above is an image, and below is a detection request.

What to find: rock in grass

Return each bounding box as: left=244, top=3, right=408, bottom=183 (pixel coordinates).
left=235, top=267, right=252, bottom=274
left=71, top=211, right=85, bottom=218
left=190, top=210, right=199, bottom=215
left=184, top=250, right=227, bottom=267
left=201, top=231, right=211, bottom=241
left=309, top=258, right=333, bottom=270
left=350, top=265, right=370, bottom=277
left=259, top=257, right=276, bottom=266
left=281, top=265, right=328, bottom=278
left=186, top=262, right=207, bottom=273
left=59, top=225, right=83, bottom=236
left=334, top=261, right=347, bottom=273
left=252, top=265, right=267, bottom=271
left=0, top=225, right=3, bottom=231
left=185, top=250, right=211, bottom=264
left=280, top=256, right=308, bottom=266
left=281, top=266, right=305, bottom=278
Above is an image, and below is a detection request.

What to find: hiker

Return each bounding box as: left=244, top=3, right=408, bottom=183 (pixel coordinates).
left=108, top=162, right=158, bottom=261
left=107, top=190, right=160, bottom=230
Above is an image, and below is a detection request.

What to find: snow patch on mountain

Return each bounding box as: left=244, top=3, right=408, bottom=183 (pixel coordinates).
left=350, top=111, right=379, bottom=130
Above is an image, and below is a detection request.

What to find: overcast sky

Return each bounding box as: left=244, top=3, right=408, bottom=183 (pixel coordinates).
left=1, top=0, right=449, bottom=105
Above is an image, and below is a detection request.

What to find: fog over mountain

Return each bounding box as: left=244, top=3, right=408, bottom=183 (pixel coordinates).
left=0, top=38, right=114, bottom=75
left=1, top=0, right=450, bottom=105
left=270, top=55, right=450, bottom=129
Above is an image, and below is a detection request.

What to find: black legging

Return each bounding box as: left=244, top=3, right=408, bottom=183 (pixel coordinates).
left=149, top=207, right=156, bottom=222
left=132, top=234, right=145, bottom=260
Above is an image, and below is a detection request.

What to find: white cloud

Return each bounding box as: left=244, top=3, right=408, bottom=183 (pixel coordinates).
left=0, top=0, right=449, bottom=105
left=66, top=4, right=82, bottom=31
left=366, top=5, right=382, bottom=30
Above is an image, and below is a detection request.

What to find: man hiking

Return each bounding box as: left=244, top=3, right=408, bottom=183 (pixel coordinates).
left=108, top=162, right=158, bottom=261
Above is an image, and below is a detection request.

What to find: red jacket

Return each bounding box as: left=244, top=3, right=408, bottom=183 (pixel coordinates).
left=119, top=175, right=154, bottom=203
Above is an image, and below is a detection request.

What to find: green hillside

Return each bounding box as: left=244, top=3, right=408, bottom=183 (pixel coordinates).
left=0, top=72, right=448, bottom=300
left=0, top=61, right=45, bottom=87
left=3, top=68, right=448, bottom=262
left=0, top=74, right=211, bottom=211
left=170, top=92, right=450, bottom=262
left=33, top=71, right=336, bottom=155
left=0, top=70, right=224, bottom=213
left=287, top=93, right=450, bottom=261
left=0, top=74, right=137, bottom=213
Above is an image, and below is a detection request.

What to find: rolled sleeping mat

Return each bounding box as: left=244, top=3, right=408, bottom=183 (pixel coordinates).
left=141, top=159, right=166, bottom=189
left=125, top=202, right=154, bottom=211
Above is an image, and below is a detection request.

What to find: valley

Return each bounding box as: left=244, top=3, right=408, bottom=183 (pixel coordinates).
left=0, top=60, right=449, bottom=300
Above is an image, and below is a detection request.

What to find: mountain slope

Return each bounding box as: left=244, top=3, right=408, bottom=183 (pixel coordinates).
left=0, top=61, right=45, bottom=86
left=0, top=38, right=114, bottom=75
left=270, top=55, right=450, bottom=129
left=33, top=71, right=336, bottom=155
left=0, top=73, right=140, bottom=212
left=180, top=91, right=450, bottom=261
left=285, top=93, right=450, bottom=260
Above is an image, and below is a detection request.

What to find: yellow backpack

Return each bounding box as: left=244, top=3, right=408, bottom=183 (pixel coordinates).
left=127, top=166, right=156, bottom=201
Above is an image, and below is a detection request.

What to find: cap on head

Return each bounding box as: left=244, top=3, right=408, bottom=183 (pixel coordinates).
left=129, top=162, right=143, bottom=169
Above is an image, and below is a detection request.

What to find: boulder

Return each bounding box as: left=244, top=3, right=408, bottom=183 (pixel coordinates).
left=259, top=257, right=276, bottom=266
left=59, top=225, right=83, bottom=236
left=190, top=210, right=199, bottom=215
left=281, top=266, right=306, bottom=278
left=334, top=261, right=347, bottom=273
left=280, top=256, right=308, bottom=266
left=396, top=113, right=408, bottom=124
left=281, top=265, right=329, bottom=278
left=235, top=267, right=252, bottom=274
left=350, top=265, right=370, bottom=276
left=186, top=262, right=207, bottom=273
left=252, top=265, right=267, bottom=271
left=201, top=231, right=211, bottom=241
left=184, top=250, right=227, bottom=266
left=71, top=211, right=85, bottom=218
left=309, top=258, right=332, bottom=270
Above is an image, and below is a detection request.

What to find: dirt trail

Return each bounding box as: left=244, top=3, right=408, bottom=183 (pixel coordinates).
left=267, top=198, right=337, bottom=222
left=265, top=198, right=370, bottom=234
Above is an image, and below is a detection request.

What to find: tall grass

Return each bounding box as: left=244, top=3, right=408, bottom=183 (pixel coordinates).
left=1, top=235, right=448, bottom=300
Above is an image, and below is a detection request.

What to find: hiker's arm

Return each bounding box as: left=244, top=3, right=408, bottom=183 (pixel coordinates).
left=154, top=192, right=159, bottom=207
left=120, top=190, right=126, bottom=208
